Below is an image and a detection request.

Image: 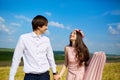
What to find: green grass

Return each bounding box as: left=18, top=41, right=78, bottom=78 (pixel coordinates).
left=0, top=48, right=120, bottom=80
left=0, top=62, right=120, bottom=80
left=0, top=48, right=14, bottom=61
left=0, top=48, right=120, bottom=63
left=0, top=51, right=13, bottom=61
left=0, top=48, right=65, bottom=62
left=102, top=62, right=120, bottom=80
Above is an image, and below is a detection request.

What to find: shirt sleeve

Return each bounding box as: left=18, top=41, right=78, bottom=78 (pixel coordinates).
left=9, top=35, right=24, bottom=80
left=46, top=38, right=56, bottom=73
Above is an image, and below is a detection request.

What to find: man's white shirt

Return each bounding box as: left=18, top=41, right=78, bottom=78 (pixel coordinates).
left=9, top=32, right=56, bottom=80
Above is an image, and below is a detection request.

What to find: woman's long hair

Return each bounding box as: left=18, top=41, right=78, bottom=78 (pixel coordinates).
left=69, top=30, right=90, bottom=66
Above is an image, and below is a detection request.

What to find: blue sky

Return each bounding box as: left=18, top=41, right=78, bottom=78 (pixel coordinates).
left=0, top=0, right=120, bottom=54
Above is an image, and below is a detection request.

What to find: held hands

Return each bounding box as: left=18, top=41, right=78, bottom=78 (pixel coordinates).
left=53, top=74, right=61, bottom=80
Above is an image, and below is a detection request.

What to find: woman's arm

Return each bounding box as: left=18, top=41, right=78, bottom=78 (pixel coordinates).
left=59, top=46, right=68, bottom=77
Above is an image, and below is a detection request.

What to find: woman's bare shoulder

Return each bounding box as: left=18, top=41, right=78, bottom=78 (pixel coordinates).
left=64, top=45, right=70, bottom=50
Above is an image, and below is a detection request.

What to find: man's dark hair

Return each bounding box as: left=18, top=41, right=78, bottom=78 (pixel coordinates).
left=32, top=15, right=48, bottom=31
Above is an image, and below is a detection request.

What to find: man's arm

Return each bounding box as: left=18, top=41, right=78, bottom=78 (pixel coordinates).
left=46, top=38, right=56, bottom=73
left=9, top=36, right=24, bottom=80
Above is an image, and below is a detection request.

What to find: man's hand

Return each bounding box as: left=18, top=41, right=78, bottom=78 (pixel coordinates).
left=53, top=74, right=60, bottom=80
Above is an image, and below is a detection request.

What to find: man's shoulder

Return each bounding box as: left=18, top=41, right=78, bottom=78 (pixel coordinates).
left=20, top=32, right=31, bottom=38
left=42, top=35, right=49, bottom=40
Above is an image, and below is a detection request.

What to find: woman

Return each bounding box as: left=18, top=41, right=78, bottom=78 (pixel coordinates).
left=59, top=29, right=90, bottom=80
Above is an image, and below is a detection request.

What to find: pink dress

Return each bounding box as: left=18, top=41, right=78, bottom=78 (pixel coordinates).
left=66, top=47, right=85, bottom=80
left=83, top=51, right=106, bottom=80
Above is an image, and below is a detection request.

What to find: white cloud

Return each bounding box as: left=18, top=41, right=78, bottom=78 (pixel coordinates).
left=0, top=24, right=11, bottom=34
left=103, top=10, right=120, bottom=16
left=0, top=17, right=11, bottom=34
left=10, top=22, right=21, bottom=27
left=102, top=11, right=109, bottom=16
left=0, top=16, right=5, bottom=23
left=45, top=12, right=52, bottom=16
left=49, top=21, right=64, bottom=28
left=0, top=16, right=19, bottom=35
left=117, top=24, right=120, bottom=30
left=15, top=15, right=31, bottom=22
left=66, top=26, right=71, bottom=30
left=116, top=43, right=120, bottom=47
left=8, top=38, right=14, bottom=42
left=111, top=10, right=120, bottom=15
left=108, top=23, right=120, bottom=35
left=108, top=25, right=119, bottom=34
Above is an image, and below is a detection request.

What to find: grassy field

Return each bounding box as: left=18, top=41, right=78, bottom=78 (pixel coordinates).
left=0, top=48, right=120, bottom=66
left=0, top=62, right=120, bottom=80
left=0, top=48, right=120, bottom=80
left=0, top=48, right=65, bottom=66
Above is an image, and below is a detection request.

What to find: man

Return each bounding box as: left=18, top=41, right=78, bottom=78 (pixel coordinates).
left=9, top=15, right=59, bottom=80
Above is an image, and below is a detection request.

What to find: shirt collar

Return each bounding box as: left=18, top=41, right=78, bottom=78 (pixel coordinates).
left=31, top=32, right=42, bottom=38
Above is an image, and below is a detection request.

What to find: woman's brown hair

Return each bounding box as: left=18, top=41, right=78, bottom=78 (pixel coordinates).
left=69, top=30, right=90, bottom=66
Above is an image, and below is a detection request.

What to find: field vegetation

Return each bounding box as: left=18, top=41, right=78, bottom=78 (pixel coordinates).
left=0, top=62, right=120, bottom=80
left=0, top=48, right=120, bottom=80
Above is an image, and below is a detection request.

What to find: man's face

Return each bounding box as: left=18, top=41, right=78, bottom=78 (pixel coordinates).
left=38, top=25, right=48, bottom=34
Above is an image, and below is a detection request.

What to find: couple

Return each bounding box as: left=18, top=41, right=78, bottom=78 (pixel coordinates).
left=9, top=15, right=90, bottom=80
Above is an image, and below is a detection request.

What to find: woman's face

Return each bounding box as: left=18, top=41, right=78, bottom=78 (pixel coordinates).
left=70, top=30, right=77, bottom=41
